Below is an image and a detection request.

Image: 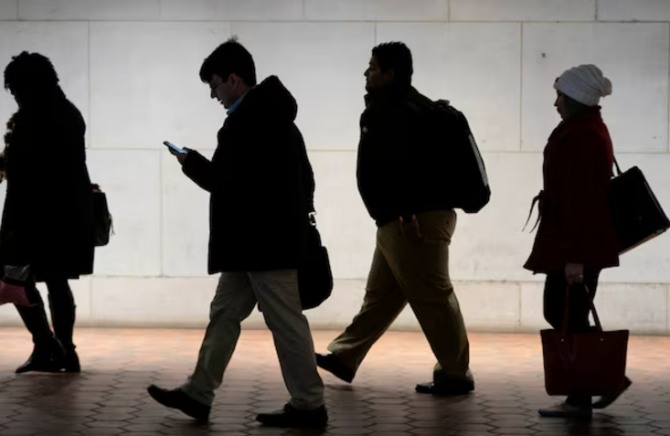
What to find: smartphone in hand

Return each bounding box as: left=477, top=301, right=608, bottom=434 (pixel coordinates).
left=163, top=140, right=187, bottom=155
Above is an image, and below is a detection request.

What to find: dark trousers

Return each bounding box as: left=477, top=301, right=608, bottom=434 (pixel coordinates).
left=15, top=279, right=77, bottom=351
left=543, top=270, right=600, bottom=332
left=543, top=269, right=601, bottom=406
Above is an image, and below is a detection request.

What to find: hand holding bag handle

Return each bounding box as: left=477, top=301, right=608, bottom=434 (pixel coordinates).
left=541, top=284, right=629, bottom=396
left=557, top=284, right=603, bottom=336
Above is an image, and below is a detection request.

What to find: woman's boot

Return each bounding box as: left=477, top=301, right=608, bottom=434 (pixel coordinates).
left=14, top=303, right=66, bottom=373
left=48, top=291, right=80, bottom=372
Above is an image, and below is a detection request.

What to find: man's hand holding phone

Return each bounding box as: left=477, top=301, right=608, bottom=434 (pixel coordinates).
left=163, top=140, right=188, bottom=164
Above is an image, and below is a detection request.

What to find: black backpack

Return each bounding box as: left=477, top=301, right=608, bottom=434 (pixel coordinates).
left=428, top=100, right=491, bottom=213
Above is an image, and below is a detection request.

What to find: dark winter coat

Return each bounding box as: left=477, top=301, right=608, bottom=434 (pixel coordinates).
left=524, top=107, right=619, bottom=274
left=356, top=85, right=448, bottom=226
left=181, top=76, right=314, bottom=273
left=0, top=89, right=94, bottom=281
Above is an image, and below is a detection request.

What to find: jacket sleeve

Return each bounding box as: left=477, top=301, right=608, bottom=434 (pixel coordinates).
left=294, top=125, right=315, bottom=212
left=181, top=150, right=215, bottom=193
left=2, top=160, right=37, bottom=264
left=2, top=119, right=45, bottom=263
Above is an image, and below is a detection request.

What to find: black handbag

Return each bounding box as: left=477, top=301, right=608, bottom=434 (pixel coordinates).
left=91, top=184, right=113, bottom=247
left=297, top=213, right=333, bottom=310
left=609, top=159, right=669, bottom=254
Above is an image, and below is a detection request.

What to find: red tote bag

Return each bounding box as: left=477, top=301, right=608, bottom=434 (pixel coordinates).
left=541, top=285, right=629, bottom=396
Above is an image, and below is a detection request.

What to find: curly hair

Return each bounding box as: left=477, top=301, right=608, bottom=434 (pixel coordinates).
left=4, top=51, right=60, bottom=96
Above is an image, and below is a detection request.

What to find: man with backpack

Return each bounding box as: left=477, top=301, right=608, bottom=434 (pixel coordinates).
left=316, top=41, right=484, bottom=395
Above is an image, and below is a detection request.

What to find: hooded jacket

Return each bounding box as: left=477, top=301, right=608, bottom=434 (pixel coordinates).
left=182, top=76, right=314, bottom=273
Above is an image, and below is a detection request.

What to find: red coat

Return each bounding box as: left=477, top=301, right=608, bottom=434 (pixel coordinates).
left=524, top=107, right=619, bottom=274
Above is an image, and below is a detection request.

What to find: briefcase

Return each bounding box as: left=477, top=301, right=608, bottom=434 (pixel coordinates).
left=609, top=160, right=669, bottom=254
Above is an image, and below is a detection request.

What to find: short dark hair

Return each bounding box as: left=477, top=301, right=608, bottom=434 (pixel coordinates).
left=4, top=51, right=60, bottom=95
left=371, top=42, right=413, bottom=88
left=199, top=37, right=257, bottom=87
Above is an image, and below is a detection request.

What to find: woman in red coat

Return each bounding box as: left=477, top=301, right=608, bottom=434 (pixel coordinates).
left=525, top=64, right=630, bottom=417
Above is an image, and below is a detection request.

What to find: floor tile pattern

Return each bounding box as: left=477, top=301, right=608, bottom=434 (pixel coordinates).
left=0, top=328, right=668, bottom=435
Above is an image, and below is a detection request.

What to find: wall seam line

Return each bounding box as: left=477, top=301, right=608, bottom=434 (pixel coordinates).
left=519, top=22, right=524, bottom=151
left=87, top=20, right=92, bottom=150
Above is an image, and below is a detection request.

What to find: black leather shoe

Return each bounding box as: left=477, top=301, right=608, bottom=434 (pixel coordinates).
left=592, top=376, right=632, bottom=409
left=15, top=344, right=66, bottom=374
left=256, top=403, right=328, bottom=428
left=415, top=379, right=474, bottom=395
left=147, top=385, right=210, bottom=421
left=315, top=353, right=354, bottom=383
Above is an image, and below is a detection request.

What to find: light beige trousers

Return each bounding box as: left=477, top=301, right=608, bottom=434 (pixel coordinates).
left=181, top=270, right=324, bottom=409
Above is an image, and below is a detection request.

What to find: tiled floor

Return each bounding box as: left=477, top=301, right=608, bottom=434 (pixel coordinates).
left=0, top=327, right=668, bottom=436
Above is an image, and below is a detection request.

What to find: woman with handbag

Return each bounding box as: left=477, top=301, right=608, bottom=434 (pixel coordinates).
left=0, top=52, right=94, bottom=373
left=524, top=64, right=631, bottom=417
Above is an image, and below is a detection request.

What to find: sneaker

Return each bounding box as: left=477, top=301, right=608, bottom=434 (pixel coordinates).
left=256, top=403, right=328, bottom=428
left=538, top=401, right=592, bottom=418
left=315, top=353, right=355, bottom=383
left=147, top=384, right=210, bottom=421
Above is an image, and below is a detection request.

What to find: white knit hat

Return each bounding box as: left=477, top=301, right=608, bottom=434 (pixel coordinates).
left=554, top=64, right=612, bottom=106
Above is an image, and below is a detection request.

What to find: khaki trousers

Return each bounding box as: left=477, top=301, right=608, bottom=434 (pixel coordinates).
left=328, top=210, right=471, bottom=383
left=181, top=270, right=324, bottom=409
